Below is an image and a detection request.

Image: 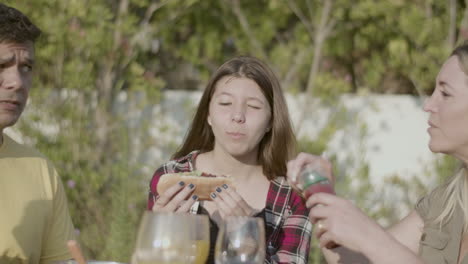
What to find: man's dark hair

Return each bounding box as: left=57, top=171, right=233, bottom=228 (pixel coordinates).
left=0, top=3, right=41, bottom=43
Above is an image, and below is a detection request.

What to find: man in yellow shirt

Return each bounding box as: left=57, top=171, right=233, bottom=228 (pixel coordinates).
left=0, top=3, right=75, bottom=263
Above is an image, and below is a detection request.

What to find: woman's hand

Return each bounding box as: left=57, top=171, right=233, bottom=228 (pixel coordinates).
left=286, top=152, right=335, bottom=188
left=152, top=181, right=199, bottom=213
left=308, top=192, right=387, bottom=252
left=210, top=184, right=256, bottom=218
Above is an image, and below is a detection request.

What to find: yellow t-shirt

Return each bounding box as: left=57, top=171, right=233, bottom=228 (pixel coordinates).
left=0, top=133, right=75, bottom=264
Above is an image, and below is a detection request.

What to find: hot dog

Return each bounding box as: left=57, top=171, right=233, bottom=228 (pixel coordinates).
left=157, top=171, right=234, bottom=200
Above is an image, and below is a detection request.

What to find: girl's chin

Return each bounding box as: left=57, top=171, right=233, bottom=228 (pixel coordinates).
left=227, top=148, right=256, bottom=159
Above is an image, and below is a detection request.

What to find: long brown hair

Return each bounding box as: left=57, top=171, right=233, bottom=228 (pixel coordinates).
left=173, top=56, right=297, bottom=179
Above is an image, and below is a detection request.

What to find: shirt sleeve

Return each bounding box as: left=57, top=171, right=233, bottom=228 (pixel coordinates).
left=40, top=162, right=75, bottom=264
left=271, top=192, right=312, bottom=264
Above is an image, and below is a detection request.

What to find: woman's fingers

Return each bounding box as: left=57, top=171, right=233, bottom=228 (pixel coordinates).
left=175, top=194, right=199, bottom=213
left=306, top=192, right=337, bottom=208
left=308, top=203, right=330, bottom=223
left=287, top=152, right=335, bottom=185
left=153, top=181, right=196, bottom=212
left=315, top=219, right=328, bottom=238
left=312, top=212, right=340, bottom=249
left=220, top=185, right=252, bottom=214
left=309, top=195, right=375, bottom=252
left=211, top=185, right=251, bottom=216
left=154, top=181, right=186, bottom=208
left=210, top=191, right=233, bottom=216
left=287, top=152, right=315, bottom=184
left=165, top=183, right=196, bottom=211
left=318, top=231, right=335, bottom=248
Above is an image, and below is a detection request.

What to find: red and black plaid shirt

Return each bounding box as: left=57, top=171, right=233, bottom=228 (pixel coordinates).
left=147, top=151, right=312, bottom=264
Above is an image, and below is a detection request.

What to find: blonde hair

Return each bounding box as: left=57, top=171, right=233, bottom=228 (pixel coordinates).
left=433, top=166, right=468, bottom=230
left=433, top=42, right=468, bottom=230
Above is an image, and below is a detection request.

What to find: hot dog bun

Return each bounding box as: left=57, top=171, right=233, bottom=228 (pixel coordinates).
left=157, top=171, right=234, bottom=200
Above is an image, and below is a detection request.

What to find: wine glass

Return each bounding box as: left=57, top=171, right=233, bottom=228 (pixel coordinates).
left=186, top=214, right=210, bottom=264
left=132, top=212, right=208, bottom=264
left=215, top=216, right=265, bottom=264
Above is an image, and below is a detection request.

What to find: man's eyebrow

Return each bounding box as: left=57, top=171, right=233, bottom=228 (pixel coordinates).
left=24, top=58, right=35, bottom=65
left=0, top=55, right=34, bottom=65
left=0, top=54, right=15, bottom=64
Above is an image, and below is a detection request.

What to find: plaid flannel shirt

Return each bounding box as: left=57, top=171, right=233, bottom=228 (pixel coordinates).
left=147, top=151, right=312, bottom=264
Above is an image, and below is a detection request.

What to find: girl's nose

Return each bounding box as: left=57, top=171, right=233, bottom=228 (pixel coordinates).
left=231, top=111, right=245, bottom=123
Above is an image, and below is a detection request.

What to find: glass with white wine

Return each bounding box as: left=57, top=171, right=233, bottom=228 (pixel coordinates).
left=187, top=214, right=210, bottom=264
left=132, top=212, right=210, bottom=264
left=215, top=216, right=265, bottom=264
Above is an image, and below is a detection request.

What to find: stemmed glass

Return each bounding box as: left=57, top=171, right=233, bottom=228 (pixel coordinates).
left=132, top=212, right=210, bottom=264
left=187, top=214, right=210, bottom=264
left=215, top=216, right=266, bottom=264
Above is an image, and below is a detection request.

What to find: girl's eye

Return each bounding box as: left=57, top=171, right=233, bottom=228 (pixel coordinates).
left=248, top=105, right=261, bottom=109
left=441, top=91, right=450, bottom=97
left=219, top=102, right=231, bottom=106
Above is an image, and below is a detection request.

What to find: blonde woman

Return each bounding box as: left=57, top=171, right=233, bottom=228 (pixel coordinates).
left=287, top=42, right=468, bottom=264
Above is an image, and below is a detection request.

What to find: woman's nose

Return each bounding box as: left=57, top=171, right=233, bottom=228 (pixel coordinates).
left=231, top=111, right=245, bottom=123
left=423, top=96, right=437, bottom=113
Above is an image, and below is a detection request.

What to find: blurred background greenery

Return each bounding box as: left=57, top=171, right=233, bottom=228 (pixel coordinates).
left=6, top=0, right=465, bottom=263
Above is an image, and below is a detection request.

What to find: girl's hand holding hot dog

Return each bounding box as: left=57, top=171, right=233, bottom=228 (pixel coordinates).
left=209, top=183, right=256, bottom=219
left=151, top=180, right=198, bottom=213
left=153, top=171, right=234, bottom=213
